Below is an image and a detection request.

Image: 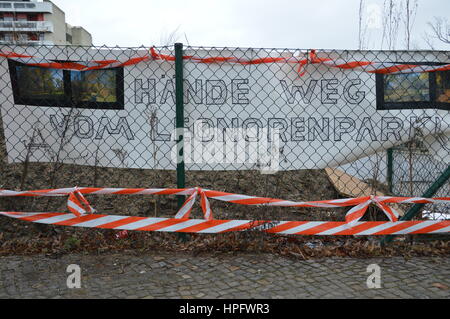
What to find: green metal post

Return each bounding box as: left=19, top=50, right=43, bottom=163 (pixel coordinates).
left=382, top=164, right=450, bottom=245
left=175, top=42, right=185, bottom=206
left=174, top=43, right=187, bottom=241
left=386, top=148, right=394, bottom=194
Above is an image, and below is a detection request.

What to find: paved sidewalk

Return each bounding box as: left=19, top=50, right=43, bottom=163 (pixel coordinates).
left=0, top=252, right=449, bottom=299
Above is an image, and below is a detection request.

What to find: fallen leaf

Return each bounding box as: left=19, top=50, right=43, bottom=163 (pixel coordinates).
left=432, top=283, right=448, bottom=290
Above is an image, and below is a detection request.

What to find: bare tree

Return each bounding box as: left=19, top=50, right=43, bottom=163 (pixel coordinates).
left=424, top=16, right=450, bottom=46
left=404, top=0, right=418, bottom=49
left=381, top=0, right=403, bottom=50
left=358, top=0, right=368, bottom=50
left=422, top=33, right=436, bottom=50
left=159, top=26, right=182, bottom=46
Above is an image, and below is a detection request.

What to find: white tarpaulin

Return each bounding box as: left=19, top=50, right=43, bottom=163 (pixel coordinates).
left=0, top=46, right=448, bottom=170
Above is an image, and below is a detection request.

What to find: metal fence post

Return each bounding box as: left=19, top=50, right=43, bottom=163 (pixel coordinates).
left=175, top=42, right=186, bottom=205
left=174, top=42, right=188, bottom=241
left=381, top=164, right=450, bottom=245
left=386, top=148, right=393, bottom=193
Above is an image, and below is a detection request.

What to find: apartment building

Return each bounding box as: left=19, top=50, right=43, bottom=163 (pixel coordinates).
left=0, top=0, right=92, bottom=45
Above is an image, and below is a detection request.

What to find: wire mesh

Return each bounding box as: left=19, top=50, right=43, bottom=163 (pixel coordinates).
left=391, top=144, right=449, bottom=220
left=0, top=44, right=448, bottom=223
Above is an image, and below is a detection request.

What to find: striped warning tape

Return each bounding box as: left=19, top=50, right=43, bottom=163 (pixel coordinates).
left=67, top=188, right=96, bottom=217
left=196, top=189, right=449, bottom=226
left=0, top=187, right=193, bottom=197
left=1, top=186, right=448, bottom=224
left=0, top=212, right=449, bottom=235
left=0, top=186, right=449, bottom=235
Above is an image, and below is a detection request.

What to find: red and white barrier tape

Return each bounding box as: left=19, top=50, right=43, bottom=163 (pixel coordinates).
left=198, top=189, right=449, bottom=226
left=0, top=187, right=193, bottom=197
left=1, top=48, right=449, bottom=75
left=0, top=211, right=449, bottom=235
left=174, top=187, right=213, bottom=220
left=67, top=188, right=96, bottom=217
left=0, top=186, right=448, bottom=235
left=1, top=186, right=448, bottom=224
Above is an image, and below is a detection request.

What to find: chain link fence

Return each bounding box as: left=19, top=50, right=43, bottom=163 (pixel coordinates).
left=391, top=144, right=449, bottom=220
left=0, top=44, right=448, bottom=225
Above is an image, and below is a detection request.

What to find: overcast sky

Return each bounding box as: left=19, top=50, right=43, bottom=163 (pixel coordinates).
left=52, top=0, right=449, bottom=50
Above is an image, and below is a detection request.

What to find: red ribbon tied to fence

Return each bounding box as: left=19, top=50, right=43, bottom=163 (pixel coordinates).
left=296, top=49, right=332, bottom=76
left=2, top=48, right=450, bottom=77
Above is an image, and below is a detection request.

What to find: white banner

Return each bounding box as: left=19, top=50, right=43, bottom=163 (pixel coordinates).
left=0, top=47, right=448, bottom=170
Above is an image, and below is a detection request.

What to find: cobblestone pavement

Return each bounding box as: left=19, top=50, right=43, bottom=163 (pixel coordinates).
left=0, top=252, right=449, bottom=299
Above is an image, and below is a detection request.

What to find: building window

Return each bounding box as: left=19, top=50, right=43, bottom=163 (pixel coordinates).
left=376, top=64, right=450, bottom=110
left=17, top=13, right=27, bottom=21
left=17, top=33, right=28, bottom=42
left=4, top=33, right=13, bottom=42
left=8, top=60, right=124, bottom=110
